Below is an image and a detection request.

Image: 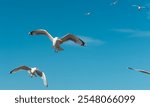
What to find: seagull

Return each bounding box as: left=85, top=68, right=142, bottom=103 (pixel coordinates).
left=111, top=0, right=119, bottom=6
left=128, top=67, right=150, bottom=75
left=85, top=12, right=91, bottom=16
left=29, top=29, right=85, bottom=52
left=132, top=5, right=146, bottom=11
left=10, top=66, right=48, bottom=87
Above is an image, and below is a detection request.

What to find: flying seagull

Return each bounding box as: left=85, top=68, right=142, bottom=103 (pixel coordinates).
left=132, top=5, right=146, bottom=11
left=111, top=0, right=119, bottom=6
left=10, top=66, right=48, bottom=87
left=28, top=29, right=85, bottom=52
left=85, top=12, right=91, bottom=16
left=128, top=67, right=150, bottom=75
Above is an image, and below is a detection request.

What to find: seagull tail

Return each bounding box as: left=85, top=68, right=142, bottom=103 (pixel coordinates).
left=58, top=47, right=64, bottom=51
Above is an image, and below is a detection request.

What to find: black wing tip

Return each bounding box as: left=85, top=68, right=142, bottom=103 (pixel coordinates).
left=80, top=39, right=86, bottom=46
left=128, top=67, right=133, bottom=70
left=9, top=71, right=13, bottom=74
left=28, top=31, right=33, bottom=35
left=76, top=37, right=85, bottom=46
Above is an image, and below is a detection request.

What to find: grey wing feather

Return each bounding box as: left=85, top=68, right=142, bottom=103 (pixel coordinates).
left=36, top=70, right=48, bottom=87
left=29, top=29, right=48, bottom=36
left=138, top=70, right=150, bottom=74
left=10, top=66, right=31, bottom=74
left=128, top=67, right=135, bottom=70
left=132, top=5, right=138, bottom=7
left=29, top=29, right=53, bottom=41
left=61, top=34, right=85, bottom=46
left=128, top=67, right=150, bottom=75
left=35, top=70, right=43, bottom=77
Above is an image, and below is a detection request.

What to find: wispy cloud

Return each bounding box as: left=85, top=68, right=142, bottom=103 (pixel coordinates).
left=80, top=36, right=105, bottom=46
left=144, top=2, right=150, bottom=19
left=64, top=36, right=105, bottom=46
left=112, top=28, right=150, bottom=37
left=113, top=29, right=136, bottom=33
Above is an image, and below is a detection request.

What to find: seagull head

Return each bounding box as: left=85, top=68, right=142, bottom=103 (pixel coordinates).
left=55, top=37, right=59, bottom=39
left=32, top=67, right=38, bottom=71
left=35, top=67, right=38, bottom=70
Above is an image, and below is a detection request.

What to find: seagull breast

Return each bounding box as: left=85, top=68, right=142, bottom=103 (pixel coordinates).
left=53, top=37, right=61, bottom=47
left=31, top=67, right=37, bottom=74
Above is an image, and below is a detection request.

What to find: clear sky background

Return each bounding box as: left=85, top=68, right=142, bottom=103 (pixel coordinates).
left=1, top=0, right=150, bottom=90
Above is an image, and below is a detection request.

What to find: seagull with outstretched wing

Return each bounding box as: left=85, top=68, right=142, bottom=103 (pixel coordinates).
left=111, top=0, right=119, bottom=6
left=128, top=67, right=150, bottom=75
left=132, top=5, right=146, bottom=11
left=10, top=65, right=48, bottom=87
left=85, top=12, right=91, bottom=16
left=29, top=29, right=85, bottom=52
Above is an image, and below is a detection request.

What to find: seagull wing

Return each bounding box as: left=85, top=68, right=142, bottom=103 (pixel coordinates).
left=10, top=66, right=31, bottom=74
left=60, top=34, right=85, bottom=46
left=112, top=0, right=118, bottom=5
left=85, top=12, right=91, bottom=16
left=128, top=67, right=135, bottom=70
left=141, top=6, right=146, bottom=9
left=132, top=5, right=138, bottom=7
left=36, top=70, right=48, bottom=87
left=29, top=29, right=53, bottom=41
left=128, top=67, right=150, bottom=75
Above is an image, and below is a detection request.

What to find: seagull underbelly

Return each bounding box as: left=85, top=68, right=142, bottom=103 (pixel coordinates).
left=31, top=68, right=36, bottom=74
left=53, top=40, right=64, bottom=52
left=53, top=39, right=60, bottom=48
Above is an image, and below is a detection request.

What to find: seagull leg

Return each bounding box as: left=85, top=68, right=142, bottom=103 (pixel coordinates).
left=30, top=74, right=34, bottom=78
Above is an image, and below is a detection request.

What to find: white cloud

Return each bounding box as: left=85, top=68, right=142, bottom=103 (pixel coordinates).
left=112, top=29, right=136, bottom=33
left=80, top=36, right=105, bottom=46
left=63, top=36, right=105, bottom=46
left=112, top=28, right=150, bottom=37
left=144, top=2, right=150, bottom=19
left=146, top=3, right=150, bottom=19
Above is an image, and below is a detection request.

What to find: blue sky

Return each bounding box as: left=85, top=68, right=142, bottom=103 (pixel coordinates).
left=1, top=0, right=150, bottom=89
